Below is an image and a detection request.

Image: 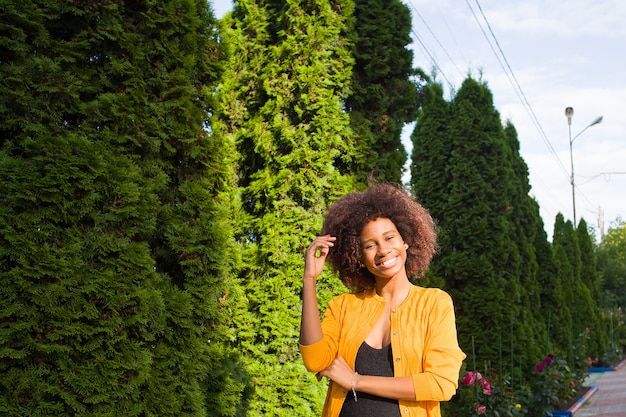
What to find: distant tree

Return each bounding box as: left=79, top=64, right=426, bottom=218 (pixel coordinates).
left=597, top=219, right=626, bottom=308
left=552, top=215, right=587, bottom=358
left=548, top=229, right=575, bottom=353
left=534, top=211, right=559, bottom=355
left=576, top=219, right=608, bottom=358
left=346, top=0, right=424, bottom=184
left=218, top=0, right=357, bottom=414
left=0, top=0, right=242, bottom=415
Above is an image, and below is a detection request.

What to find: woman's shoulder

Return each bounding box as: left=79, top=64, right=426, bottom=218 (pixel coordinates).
left=410, top=285, right=453, bottom=303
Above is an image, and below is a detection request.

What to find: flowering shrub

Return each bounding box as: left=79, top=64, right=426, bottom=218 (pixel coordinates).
left=527, top=354, right=577, bottom=416
left=444, top=327, right=613, bottom=416
left=444, top=369, right=528, bottom=417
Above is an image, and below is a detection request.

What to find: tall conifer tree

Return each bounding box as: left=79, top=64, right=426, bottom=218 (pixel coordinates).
left=444, top=78, right=523, bottom=367
left=500, top=122, right=547, bottom=365
left=553, top=217, right=605, bottom=365
left=411, top=77, right=547, bottom=374
left=410, top=82, right=453, bottom=222
left=551, top=215, right=577, bottom=350
left=576, top=219, right=608, bottom=359
left=346, top=0, right=423, bottom=184
left=219, top=1, right=356, bottom=414
left=0, top=1, right=242, bottom=415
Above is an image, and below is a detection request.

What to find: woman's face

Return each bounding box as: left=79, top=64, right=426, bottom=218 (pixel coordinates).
left=360, top=217, right=408, bottom=280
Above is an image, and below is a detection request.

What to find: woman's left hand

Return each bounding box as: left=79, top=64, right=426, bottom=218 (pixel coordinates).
left=316, top=357, right=355, bottom=390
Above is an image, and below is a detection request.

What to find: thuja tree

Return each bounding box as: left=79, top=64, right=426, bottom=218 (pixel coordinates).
left=500, top=122, right=548, bottom=367
left=552, top=215, right=599, bottom=369
left=219, top=0, right=357, bottom=414
left=345, top=0, right=423, bottom=184
left=552, top=217, right=606, bottom=367
left=411, top=77, right=544, bottom=374
left=409, top=81, right=453, bottom=288
left=576, top=219, right=608, bottom=359
left=410, top=82, right=452, bottom=224
left=0, top=1, right=243, bottom=415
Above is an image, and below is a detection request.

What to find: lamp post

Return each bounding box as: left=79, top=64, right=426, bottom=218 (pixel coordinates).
left=565, top=106, right=603, bottom=225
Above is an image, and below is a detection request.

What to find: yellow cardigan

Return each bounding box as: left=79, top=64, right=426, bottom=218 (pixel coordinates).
left=299, top=285, right=466, bottom=417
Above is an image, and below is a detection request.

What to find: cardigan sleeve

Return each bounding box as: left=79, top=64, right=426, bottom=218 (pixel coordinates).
left=299, top=296, right=343, bottom=373
left=411, top=290, right=466, bottom=401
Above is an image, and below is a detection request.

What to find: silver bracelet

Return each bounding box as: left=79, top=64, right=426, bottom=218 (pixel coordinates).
left=351, top=371, right=358, bottom=402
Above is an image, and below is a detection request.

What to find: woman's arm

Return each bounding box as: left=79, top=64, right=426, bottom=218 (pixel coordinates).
left=299, top=235, right=335, bottom=346
left=318, top=357, right=416, bottom=400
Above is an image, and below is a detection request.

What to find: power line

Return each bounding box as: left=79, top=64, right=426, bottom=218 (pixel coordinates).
left=407, top=1, right=465, bottom=79
left=409, top=27, right=454, bottom=92
left=464, top=0, right=583, bottom=223
left=467, top=0, right=571, bottom=180
left=578, top=171, right=626, bottom=185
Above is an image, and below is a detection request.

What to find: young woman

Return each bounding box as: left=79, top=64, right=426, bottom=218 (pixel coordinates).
left=300, top=184, right=465, bottom=417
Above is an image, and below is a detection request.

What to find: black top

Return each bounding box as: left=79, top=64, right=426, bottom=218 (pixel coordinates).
left=338, top=342, right=401, bottom=417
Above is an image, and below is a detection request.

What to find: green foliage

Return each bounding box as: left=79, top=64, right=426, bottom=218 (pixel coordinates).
left=597, top=219, right=626, bottom=308
left=2, top=1, right=620, bottom=415
left=218, top=0, right=357, bottom=414
left=0, top=0, right=243, bottom=415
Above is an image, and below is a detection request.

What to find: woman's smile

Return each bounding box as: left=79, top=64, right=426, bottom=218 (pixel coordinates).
left=377, top=255, right=398, bottom=268
left=360, top=217, right=408, bottom=279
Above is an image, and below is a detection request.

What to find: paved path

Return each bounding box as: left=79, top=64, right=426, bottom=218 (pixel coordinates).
left=575, top=363, right=626, bottom=416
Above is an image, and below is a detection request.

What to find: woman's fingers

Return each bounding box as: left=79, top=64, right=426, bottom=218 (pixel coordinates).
left=303, top=235, right=336, bottom=280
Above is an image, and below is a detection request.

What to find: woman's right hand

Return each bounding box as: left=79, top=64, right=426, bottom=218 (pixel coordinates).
left=303, top=235, right=336, bottom=281
left=300, top=235, right=336, bottom=345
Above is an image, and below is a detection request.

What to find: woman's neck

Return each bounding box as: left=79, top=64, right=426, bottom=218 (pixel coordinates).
left=375, top=276, right=411, bottom=306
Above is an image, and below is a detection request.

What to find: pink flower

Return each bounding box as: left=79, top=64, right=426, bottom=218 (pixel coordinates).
left=462, top=371, right=479, bottom=385
left=481, top=378, right=492, bottom=395
left=585, top=327, right=590, bottom=334
left=474, top=403, right=487, bottom=415
left=535, top=363, right=544, bottom=372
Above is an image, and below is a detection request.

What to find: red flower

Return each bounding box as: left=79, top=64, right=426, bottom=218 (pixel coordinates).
left=535, top=354, right=554, bottom=372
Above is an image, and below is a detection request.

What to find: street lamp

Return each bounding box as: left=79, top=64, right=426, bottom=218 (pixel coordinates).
left=565, top=106, right=603, bottom=225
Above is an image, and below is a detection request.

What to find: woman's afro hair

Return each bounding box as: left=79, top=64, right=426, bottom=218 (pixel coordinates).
left=321, top=183, right=437, bottom=291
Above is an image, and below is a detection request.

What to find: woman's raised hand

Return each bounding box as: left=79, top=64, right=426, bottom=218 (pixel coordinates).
left=303, top=235, right=336, bottom=281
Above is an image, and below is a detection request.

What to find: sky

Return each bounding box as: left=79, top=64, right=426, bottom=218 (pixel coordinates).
left=211, top=0, right=625, bottom=242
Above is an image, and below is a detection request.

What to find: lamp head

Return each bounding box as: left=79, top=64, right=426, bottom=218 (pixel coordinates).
left=565, top=107, right=574, bottom=125
left=590, top=116, right=603, bottom=126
